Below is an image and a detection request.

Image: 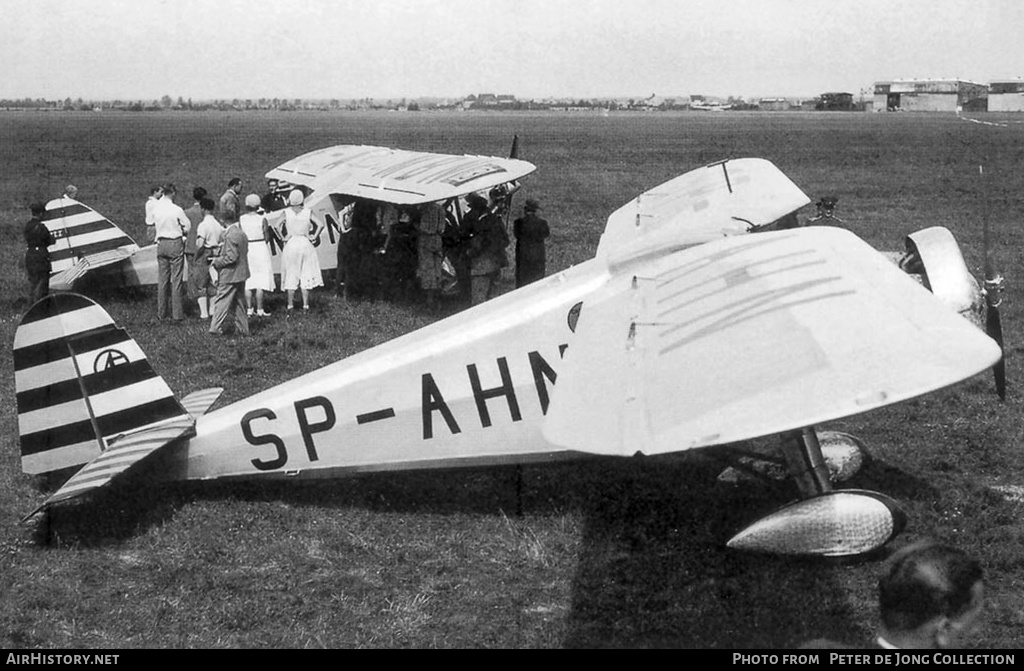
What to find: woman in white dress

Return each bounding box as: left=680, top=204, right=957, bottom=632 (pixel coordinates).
left=281, top=189, right=323, bottom=310
left=239, top=194, right=275, bottom=316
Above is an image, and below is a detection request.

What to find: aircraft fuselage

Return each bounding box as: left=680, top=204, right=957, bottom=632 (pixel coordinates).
left=164, top=261, right=607, bottom=482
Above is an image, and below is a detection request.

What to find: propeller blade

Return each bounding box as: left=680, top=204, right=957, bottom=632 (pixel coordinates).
left=988, top=305, right=1006, bottom=400
left=980, top=165, right=1007, bottom=400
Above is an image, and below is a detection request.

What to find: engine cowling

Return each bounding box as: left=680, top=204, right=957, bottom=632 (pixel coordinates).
left=898, top=226, right=985, bottom=329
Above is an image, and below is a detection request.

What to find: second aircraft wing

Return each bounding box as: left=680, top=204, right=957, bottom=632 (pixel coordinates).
left=543, top=227, right=1001, bottom=456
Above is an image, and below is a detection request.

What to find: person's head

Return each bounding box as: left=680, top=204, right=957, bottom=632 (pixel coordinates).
left=228, top=177, right=242, bottom=193
left=150, top=185, right=164, bottom=199
left=267, top=178, right=279, bottom=192
left=245, top=194, right=261, bottom=211
left=200, top=197, right=216, bottom=214
left=878, top=542, right=984, bottom=649
left=288, top=189, right=304, bottom=207
left=30, top=202, right=46, bottom=218
left=163, top=183, right=177, bottom=200
left=64, top=184, right=78, bottom=199
left=465, top=192, right=487, bottom=211
left=192, top=186, right=208, bottom=202
left=524, top=198, right=541, bottom=214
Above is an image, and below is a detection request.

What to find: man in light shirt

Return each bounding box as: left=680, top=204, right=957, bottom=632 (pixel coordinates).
left=144, top=185, right=163, bottom=243
left=151, top=183, right=191, bottom=321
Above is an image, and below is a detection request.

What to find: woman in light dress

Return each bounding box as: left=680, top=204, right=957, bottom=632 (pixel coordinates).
left=281, top=189, right=323, bottom=310
left=239, top=194, right=275, bottom=316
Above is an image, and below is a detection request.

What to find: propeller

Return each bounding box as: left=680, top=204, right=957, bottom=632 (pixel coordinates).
left=980, top=165, right=1007, bottom=400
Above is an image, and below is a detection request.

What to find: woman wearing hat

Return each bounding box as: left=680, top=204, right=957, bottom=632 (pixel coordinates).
left=240, top=193, right=275, bottom=316
left=281, top=189, right=323, bottom=310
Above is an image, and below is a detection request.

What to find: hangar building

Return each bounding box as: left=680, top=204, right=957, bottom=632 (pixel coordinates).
left=873, top=79, right=987, bottom=112
left=988, top=80, right=1024, bottom=112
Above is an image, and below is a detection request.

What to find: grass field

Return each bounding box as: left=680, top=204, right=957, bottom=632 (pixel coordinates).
left=1, top=110, right=1023, bottom=649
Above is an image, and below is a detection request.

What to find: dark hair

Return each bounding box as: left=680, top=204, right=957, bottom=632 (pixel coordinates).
left=228, top=177, right=242, bottom=188
left=193, top=187, right=208, bottom=201
left=30, top=202, right=46, bottom=216
left=163, top=183, right=177, bottom=196
left=150, top=185, right=163, bottom=196
left=879, top=542, right=983, bottom=632
left=200, top=197, right=216, bottom=212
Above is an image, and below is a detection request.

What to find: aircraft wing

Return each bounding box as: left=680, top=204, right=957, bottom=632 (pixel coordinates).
left=265, top=145, right=536, bottom=206
left=543, top=227, right=1002, bottom=456
left=596, top=158, right=811, bottom=263
left=43, top=197, right=140, bottom=289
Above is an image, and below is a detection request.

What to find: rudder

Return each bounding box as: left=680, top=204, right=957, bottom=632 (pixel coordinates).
left=15, top=293, right=189, bottom=475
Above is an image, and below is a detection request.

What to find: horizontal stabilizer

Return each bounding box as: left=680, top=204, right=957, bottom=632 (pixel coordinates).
left=49, top=259, right=91, bottom=292
left=181, top=388, right=225, bottom=419
left=22, top=415, right=196, bottom=521
left=543, top=227, right=1001, bottom=456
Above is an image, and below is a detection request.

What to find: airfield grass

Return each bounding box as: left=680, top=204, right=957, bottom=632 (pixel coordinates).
left=1, top=110, right=1023, bottom=648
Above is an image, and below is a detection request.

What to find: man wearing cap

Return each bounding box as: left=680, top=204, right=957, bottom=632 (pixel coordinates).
left=24, top=202, right=55, bottom=305
left=464, top=192, right=509, bottom=305
left=62, top=184, right=78, bottom=200
left=220, top=177, right=243, bottom=222
left=151, top=183, right=191, bottom=321
left=513, top=198, right=550, bottom=288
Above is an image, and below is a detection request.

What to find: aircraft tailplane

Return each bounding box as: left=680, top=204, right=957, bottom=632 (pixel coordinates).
left=15, top=293, right=196, bottom=517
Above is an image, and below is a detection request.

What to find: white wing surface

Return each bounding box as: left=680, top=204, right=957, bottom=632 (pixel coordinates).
left=265, top=145, right=536, bottom=205
left=597, top=158, right=810, bottom=266
left=543, top=227, right=1001, bottom=456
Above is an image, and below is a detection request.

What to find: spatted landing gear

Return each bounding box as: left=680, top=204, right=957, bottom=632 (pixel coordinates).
left=727, top=427, right=906, bottom=556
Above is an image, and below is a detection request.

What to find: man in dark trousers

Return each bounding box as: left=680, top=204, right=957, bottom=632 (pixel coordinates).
left=513, top=198, right=550, bottom=288
left=209, top=210, right=250, bottom=336
left=24, top=202, right=55, bottom=305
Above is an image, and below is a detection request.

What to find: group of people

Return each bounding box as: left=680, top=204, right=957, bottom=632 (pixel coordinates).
left=22, top=177, right=552, bottom=329
left=145, top=178, right=324, bottom=336
left=336, top=190, right=550, bottom=310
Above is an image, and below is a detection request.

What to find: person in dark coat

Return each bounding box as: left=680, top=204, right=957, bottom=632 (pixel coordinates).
left=513, top=198, right=550, bottom=288
left=337, top=200, right=382, bottom=301
left=24, top=202, right=55, bottom=305
left=384, top=209, right=419, bottom=301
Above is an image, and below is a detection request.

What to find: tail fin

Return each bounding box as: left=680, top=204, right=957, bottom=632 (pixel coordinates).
left=43, top=197, right=140, bottom=289
left=509, top=134, right=520, bottom=160
left=15, top=294, right=195, bottom=517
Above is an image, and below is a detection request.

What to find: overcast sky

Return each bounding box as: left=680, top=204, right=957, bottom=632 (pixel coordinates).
left=4, top=0, right=1024, bottom=101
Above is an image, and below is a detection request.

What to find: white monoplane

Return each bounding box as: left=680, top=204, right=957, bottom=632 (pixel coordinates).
left=16, top=158, right=1002, bottom=556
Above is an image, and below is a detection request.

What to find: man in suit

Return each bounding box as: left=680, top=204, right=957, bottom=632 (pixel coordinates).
left=209, top=210, right=250, bottom=336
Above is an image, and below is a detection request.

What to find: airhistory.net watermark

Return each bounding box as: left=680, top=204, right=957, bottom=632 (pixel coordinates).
left=6, top=654, right=119, bottom=665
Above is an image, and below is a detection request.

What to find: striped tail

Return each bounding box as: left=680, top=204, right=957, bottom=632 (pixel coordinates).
left=43, top=197, right=140, bottom=289
left=15, top=293, right=196, bottom=518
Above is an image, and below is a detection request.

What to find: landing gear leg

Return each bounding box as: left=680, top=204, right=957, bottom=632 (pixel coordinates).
left=780, top=427, right=833, bottom=498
